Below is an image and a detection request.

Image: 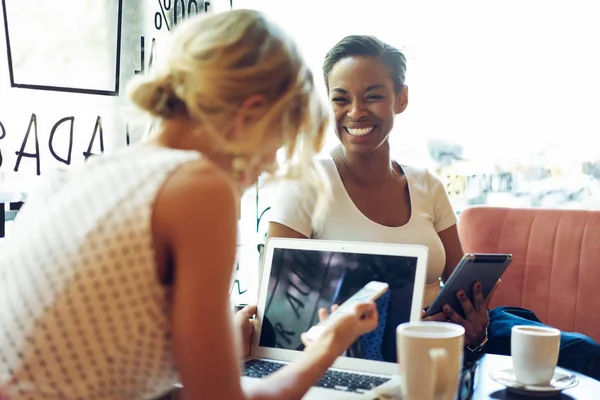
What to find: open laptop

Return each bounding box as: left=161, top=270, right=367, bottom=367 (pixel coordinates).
left=241, top=238, right=429, bottom=399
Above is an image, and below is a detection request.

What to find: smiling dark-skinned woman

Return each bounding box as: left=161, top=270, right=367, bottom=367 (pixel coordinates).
left=266, top=34, right=600, bottom=380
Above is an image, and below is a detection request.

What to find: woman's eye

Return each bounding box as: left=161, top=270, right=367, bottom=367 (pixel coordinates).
left=367, top=95, right=384, bottom=101
left=332, top=97, right=348, bottom=103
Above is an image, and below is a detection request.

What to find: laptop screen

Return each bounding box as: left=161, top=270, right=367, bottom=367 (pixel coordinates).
left=258, top=247, right=418, bottom=363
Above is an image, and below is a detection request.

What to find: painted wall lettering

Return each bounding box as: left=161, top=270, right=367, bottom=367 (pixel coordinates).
left=154, top=0, right=211, bottom=32
left=2, top=114, right=132, bottom=175
left=230, top=279, right=247, bottom=296
left=48, top=117, right=74, bottom=166
left=14, top=114, right=40, bottom=176
left=0, top=120, right=6, bottom=168
left=83, top=117, right=105, bottom=160
left=134, top=36, right=158, bottom=76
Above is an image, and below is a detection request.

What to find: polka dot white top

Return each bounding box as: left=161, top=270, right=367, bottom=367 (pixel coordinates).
left=0, top=144, right=201, bottom=400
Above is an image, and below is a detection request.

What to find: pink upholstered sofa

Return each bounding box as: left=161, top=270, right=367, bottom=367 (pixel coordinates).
left=458, top=206, right=600, bottom=343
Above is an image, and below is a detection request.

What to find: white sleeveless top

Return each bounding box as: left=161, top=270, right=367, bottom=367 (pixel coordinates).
left=268, top=158, right=458, bottom=307
left=0, top=144, right=200, bottom=400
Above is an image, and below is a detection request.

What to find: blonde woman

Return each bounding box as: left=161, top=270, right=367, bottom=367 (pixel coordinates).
left=0, top=11, right=378, bottom=400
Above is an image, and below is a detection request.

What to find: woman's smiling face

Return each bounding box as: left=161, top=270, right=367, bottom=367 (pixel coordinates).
left=327, top=55, right=408, bottom=154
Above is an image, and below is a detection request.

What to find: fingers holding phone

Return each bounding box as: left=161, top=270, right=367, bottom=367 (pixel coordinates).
left=317, top=304, right=339, bottom=322
left=301, top=307, right=336, bottom=348
left=301, top=281, right=388, bottom=351
left=301, top=302, right=378, bottom=351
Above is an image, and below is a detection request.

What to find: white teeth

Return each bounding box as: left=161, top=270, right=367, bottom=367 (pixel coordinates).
left=346, top=126, right=374, bottom=136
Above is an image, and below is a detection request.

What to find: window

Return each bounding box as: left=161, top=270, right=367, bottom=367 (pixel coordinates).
left=243, top=0, right=600, bottom=221
left=238, top=0, right=600, bottom=301
left=2, top=1, right=599, bottom=303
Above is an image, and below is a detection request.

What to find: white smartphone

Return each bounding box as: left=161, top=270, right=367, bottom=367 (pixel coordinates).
left=304, top=281, right=389, bottom=341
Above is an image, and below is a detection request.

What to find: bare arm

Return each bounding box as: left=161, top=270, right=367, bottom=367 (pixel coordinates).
left=155, top=162, right=372, bottom=400
left=438, top=224, right=464, bottom=283
left=267, top=221, right=308, bottom=240
left=156, top=163, right=246, bottom=399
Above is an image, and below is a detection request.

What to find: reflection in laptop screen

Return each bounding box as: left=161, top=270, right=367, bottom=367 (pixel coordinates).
left=259, top=248, right=417, bottom=363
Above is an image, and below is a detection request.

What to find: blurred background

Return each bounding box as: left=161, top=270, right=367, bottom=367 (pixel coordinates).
left=2, top=0, right=599, bottom=303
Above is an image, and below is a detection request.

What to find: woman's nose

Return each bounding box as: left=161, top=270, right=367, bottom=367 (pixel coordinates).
left=347, top=101, right=368, bottom=120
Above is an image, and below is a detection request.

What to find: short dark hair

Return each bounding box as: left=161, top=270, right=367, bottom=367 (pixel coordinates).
left=322, top=35, right=407, bottom=93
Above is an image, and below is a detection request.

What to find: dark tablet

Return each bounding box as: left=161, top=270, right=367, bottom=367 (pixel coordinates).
left=425, top=253, right=512, bottom=318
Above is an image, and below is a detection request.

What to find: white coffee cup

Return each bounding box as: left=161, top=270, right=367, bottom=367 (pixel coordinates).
left=396, top=322, right=465, bottom=400
left=511, top=325, right=561, bottom=385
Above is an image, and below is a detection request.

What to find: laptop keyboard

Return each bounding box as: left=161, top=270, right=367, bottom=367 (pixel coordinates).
left=243, top=359, right=391, bottom=393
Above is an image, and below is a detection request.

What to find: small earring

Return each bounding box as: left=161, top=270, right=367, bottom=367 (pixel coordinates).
left=231, top=155, right=247, bottom=184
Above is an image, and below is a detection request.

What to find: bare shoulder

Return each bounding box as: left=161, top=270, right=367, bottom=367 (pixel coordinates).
left=154, top=159, right=238, bottom=242
left=160, top=159, right=236, bottom=204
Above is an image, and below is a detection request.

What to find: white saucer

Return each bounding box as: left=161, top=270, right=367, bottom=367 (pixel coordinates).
left=490, top=368, right=579, bottom=396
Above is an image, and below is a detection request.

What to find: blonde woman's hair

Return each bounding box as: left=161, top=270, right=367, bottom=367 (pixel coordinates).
left=127, top=9, right=330, bottom=231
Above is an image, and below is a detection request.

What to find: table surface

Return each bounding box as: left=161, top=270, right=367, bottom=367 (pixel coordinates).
left=169, top=354, right=599, bottom=399
left=474, top=354, right=599, bottom=399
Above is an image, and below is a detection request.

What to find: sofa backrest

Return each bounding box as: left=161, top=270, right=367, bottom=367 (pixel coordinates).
left=458, top=206, right=600, bottom=342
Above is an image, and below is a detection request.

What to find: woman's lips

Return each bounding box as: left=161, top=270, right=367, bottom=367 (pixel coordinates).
left=344, top=126, right=375, bottom=136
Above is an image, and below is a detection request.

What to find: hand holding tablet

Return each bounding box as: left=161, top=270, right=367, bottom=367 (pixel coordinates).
left=425, top=253, right=512, bottom=319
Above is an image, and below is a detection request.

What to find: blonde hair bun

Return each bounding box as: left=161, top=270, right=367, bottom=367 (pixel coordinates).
left=127, top=9, right=332, bottom=225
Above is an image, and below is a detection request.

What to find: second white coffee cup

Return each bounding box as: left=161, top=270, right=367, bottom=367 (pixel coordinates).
left=511, top=325, right=561, bottom=385
left=397, top=321, right=465, bottom=400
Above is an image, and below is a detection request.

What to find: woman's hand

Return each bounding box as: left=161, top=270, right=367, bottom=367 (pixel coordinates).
left=317, top=304, right=339, bottom=322
left=300, top=302, right=378, bottom=353
left=233, top=304, right=257, bottom=357
left=421, top=309, right=447, bottom=322
left=300, top=304, right=339, bottom=349
left=442, top=281, right=499, bottom=348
